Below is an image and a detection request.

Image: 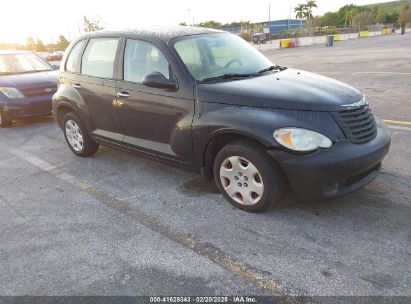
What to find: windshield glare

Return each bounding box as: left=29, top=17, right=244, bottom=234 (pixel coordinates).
left=0, top=53, right=53, bottom=75
left=174, top=33, right=273, bottom=81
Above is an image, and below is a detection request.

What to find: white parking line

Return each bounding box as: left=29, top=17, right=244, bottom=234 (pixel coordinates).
left=5, top=146, right=56, bottom=171
left=388, top=125, right=411, bottom=132
left=0, top=143, right=299, bottom=299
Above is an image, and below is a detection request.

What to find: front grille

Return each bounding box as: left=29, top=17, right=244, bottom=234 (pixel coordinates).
left=332, top=103, right=377, bottom=144
left=21, top=85, right=57, bottom=97
left=11, top=103, right=52, bottom=118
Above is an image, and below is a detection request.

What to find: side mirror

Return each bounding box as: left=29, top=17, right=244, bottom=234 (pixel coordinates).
left=142, top=72, right=177, bottom=90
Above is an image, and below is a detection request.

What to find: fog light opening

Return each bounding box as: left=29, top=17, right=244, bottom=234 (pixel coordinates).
left=324, top=181, right=339, bottom=196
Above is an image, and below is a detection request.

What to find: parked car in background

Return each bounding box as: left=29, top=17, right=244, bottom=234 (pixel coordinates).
left=35, top=52, right=49, bottom=60
left=52, top=27, right=390, bottom=212
left=252, top=33, right=269, bottom=44
left=0, top=50, right=58, bottom=127
left=46, top=51, right=63, bottom=61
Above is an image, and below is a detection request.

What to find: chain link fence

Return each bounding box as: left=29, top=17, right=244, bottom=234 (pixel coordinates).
left=253, top=23, right=408, bottom=51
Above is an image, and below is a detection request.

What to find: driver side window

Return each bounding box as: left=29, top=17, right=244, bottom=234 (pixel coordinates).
left=123, top=39, right=170, bottom=83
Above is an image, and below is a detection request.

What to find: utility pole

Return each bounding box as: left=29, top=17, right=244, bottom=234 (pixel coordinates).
left=77, top=18, right=81, bottom=35
left=268, top=3, right=271, bottom=37
left=188, top=9, right=191, bottom=27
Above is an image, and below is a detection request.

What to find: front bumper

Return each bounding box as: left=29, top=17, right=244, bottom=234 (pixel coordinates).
left=1, top=95, right=52, bottom=119
left=269, top=119, right=391, bottom=202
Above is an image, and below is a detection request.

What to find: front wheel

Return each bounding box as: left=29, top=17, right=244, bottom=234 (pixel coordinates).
left=63, top=112, right=99, bottom=157
left=213, top=140, right=285, bottom=212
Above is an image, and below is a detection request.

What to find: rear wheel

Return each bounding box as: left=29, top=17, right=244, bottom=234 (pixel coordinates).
left=63, top=112, right=99, bottom=157
left=0, top=111, right=12, bottom=128
left=213, top=140, right=285, bottom=212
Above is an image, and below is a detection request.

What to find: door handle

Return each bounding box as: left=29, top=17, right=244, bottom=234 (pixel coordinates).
left=116, top=91, right=131, bottom=98
left=72, top=83, right=81, bottom=89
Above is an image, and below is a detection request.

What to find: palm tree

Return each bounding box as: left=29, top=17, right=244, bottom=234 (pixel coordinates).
left=306, top=0, right=317, bottom=10
left=294, top=3, right=305, bottom=20
left=346, top=9, right=358, bottom=27
left=294, top=3, right=306, bottom=27
left=304, top=0, right=318, bottom=20
left=303, top=10, right=312, bottom=20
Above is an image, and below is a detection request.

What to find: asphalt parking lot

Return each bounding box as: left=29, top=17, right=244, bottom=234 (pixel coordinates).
left=1, top=33, right=410, bottom=300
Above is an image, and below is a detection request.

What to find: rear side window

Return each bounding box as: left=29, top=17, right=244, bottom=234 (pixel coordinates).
left=66, top=40, right=85, bottom=73
left=123, top=39, right=170, bottom=83
left=81, top=38, right=119, bottom=78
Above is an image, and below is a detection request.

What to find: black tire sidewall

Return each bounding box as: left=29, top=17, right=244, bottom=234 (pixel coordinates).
left=63, top=112, right=98, bottom=157
left=213, top=141, right=284, bottom=213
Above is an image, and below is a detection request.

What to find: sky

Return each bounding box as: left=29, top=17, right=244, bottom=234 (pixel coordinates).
left=0, top=0, right=395, bottom=43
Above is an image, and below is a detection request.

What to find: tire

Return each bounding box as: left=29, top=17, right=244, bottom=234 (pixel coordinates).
left=63, top=112, right=99, bottom=157
left=213, top=140, right=285, bottom=213
left=0, top=111, right=12, bottom=128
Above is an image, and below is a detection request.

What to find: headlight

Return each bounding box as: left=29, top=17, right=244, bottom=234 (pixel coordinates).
left=0, top=87, right=25, bottom=99
left=273, top=127, right=332, bottom=152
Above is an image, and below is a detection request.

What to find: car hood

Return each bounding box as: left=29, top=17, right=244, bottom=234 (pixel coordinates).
left=0, top=70, right=58, bottom=90
left=196, top=69, right=363, bottom=112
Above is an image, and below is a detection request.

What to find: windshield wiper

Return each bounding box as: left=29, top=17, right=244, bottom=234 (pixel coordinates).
left=258, top=65, right=287, bottom=74
left=201, top=73, right=256, bottom=82
left=201, top=65, right=288, bottom=83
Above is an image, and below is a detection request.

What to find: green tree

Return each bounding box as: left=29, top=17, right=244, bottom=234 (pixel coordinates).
left=331, top=4, right=362, bottom=26
left=398, top=4, right=411, bottom=26
left=236, top=21, right=264, bottom=41
left=25, top=37, right=36, bottom=50
left=229, top=21, right=247, bottom=27
left=55, top=35, right=70, bottom=51
left=83, top=16, right=104, bottom=32
left=196, top=20, right=222, bottom=29
left=304, top=0, right=318, bottom=20
left=294, top=4, right=305, bottom=20
left=386, top=12, right=399, bottom=24
left=319, top=12, right=338, bottom=27
left=178, top=22, right=187, bottom=26
left=376, top=9, right=387, bottom=24
left=346, top=7, right=360, bottom=27
left=35, top=38, right=46, bottom=51
left=253, top=23, right=264, bottom=33
left=352, top=11, right=376, bottom=29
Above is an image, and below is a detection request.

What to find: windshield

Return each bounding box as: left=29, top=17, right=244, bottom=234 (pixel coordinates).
left=174, top=33, right=274, bottom=82
left=0, top=53, right=53, bottom=75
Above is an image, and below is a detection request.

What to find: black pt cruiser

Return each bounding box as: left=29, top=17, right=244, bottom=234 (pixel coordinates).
left=52, top=26, right=391, bottom=212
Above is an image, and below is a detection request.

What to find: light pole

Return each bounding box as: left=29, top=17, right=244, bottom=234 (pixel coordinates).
left=268, top=3, right=271, bottom=38
left=188, top=9, right=191, bottom=27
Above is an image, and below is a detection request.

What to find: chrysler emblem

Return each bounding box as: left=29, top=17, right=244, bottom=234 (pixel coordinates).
left=341, top=96, right=368, bottom=109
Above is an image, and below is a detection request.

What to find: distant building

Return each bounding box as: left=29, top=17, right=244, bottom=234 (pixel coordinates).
left=261, top=19, right=305, bottom=33
left=221, top=19, right=304, bottom=34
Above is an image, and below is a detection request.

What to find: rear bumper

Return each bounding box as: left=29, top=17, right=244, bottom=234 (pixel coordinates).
left=269, top=119, right=391, bottom=202
left=1, top=96, right=52, bottom=119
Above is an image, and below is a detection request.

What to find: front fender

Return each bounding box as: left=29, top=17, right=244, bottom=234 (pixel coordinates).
left=192, top=102, right=344, bottom=170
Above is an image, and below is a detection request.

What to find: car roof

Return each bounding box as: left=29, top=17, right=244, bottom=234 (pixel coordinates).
left=0, top=50, right=31, bottom=55
left=81, top=25, right=224, bottom=42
